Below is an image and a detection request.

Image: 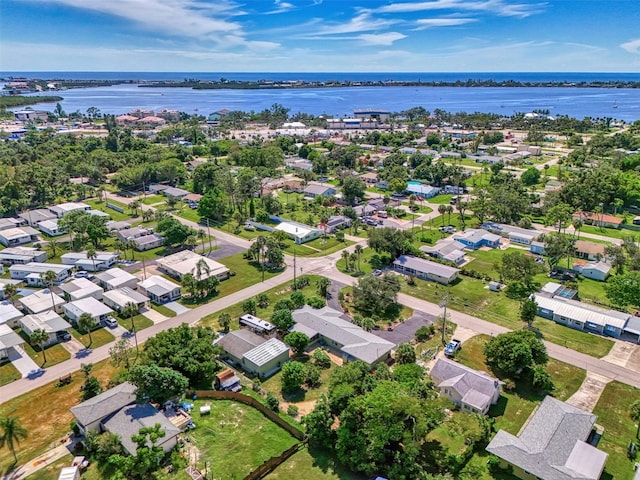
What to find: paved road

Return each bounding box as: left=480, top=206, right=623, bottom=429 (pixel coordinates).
left=3, top=196, right=639, bottom=402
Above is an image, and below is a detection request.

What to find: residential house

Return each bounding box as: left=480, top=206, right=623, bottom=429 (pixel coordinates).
left=20, top=289, right=65, bottom=314
left=572, top=261, right=611, bottom=281
left=290, top=306, right=394, bottom=367
left=49, top=202, right=91, bottom=218
left=137, top=275, right=181, bottom=304
left=393, top=255, right=460, bottom=285
left=486, top=396, right=608, bottom=480
left=70, top=382, right=138, bottom=434
left=530, top=241, right=545, bottom=255
left=116, top=227, right=150, bottom=242
left=573, top=211, right=623, bottom=229
left=406, top=184, right=441, bottom=199
left=0, top=324, right=25, bottom=360
left=57, top=467, right=80, bottom=480
left=102, top=403, right=180, bottom=455
left=115, top=114, right=139, bottom=125
left=156, top=250, right=229, bottom=281
left=0, top=301, right=23, bottom=327
left=322, top=215, right=352, bottom=233
left=0, top=227, right=40, bottom=247
left=18, top=209, right=57, bottom=227
left=430, top=358, right=501, bottom=415
left=9, top=263, right=73, bottom=286
left=469, top=154, right=503, bottom=164
left=14, top=109, right=49, bottom=121
left=133, top=234, right=164, bottom=251
left=0, top=247, right=47, bottom=265
left=303, top=184, right=336, bottom=198
left=61, top=251, right=119, bottom=271
left=95, top=268, right=138, bottom=291
left=453, top=229, right=501, bottom=250
left=216, top=329, right=290, bottom=378
left=354, top=109, right=390, bottom=122
left=360, top=172, right=378, bottom=184
left=534, top=285, right=633, bottom=338
left=214, top=368, right=242, bottom=392
left=0, top=218, right=23, bottom=231
left=137, top=116, right=167, bottom=127
left=19, top=311, right=71, bottom=347
left=574, top=240, right=606, bottom=261
left=59, top=278, right=105, bottom=302
left=37, top=219, right=65, bottom=236
left=106, top=220, right=132, bottom=232
left=0, top=279, right=23, bottom=302
left=482, top=222, right=540, bottom=246
left=239, top=314, right=276, bottom=334
left=185, top=193, right=203, bottom=207
left=420, top=240, right=467, bottom=265
left=282, top=180, right=303, bottom=193
left=63, top=297, right=114, bottom=326
left=163, top=187, right=189, bottom=199
left=274, top=221, right=322, bottom=244
left=147, top=184, right=169, bottom=194
left=102, top=288, right=149, bottom=313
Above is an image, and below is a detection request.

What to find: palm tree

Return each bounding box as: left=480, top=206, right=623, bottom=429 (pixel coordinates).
left=3, top=283, right=17, bottom=306
left=40, top=270, right=58, bottom=311
left=438, top=204, right=447, bottom=227
left=129, top=200, right=141, bottom=217
left=446, top=205, right=454, bottom=225
left=126, top=239, right=137, bottom=261
left=316, top=277, right=331, bottom=298
left=29, top=329, right=49, bottom=366
left=341, top=250, right=350, bottom=271
left=185, top=234, right=197, bottom=251
left=0, top=416, right=28, bottom=463
left=77, top=312, right=95, bottom=347
left=46, top=239, right=61, bottom=259
left=572, top=219, right=583, bottom=240
left=354, top=244, right=364, bottom=272
left=86, top=247, right=97, bottom=272
left=630, top=399, right=640, bottom=439
left=142, top=209, right=154, bottom=223
left=122, top=302, right=139, bottom=354
left=197, top=229, right=206, bottom=251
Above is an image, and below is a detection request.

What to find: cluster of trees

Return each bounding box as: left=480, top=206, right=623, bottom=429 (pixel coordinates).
left=181, top=259, right=221, bottom=299
left=351, top=273, right=401, bottom=316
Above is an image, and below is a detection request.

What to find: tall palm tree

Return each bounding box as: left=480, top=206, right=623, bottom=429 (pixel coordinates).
left=29, top=329, right=49, bottom=366
left=572, top=219, right=583, bottom=240
left=197, top=229, right=206, bottom=251
left=77, top=312, right=95, bottom=347
left=129, top=200, right=141, bottom=217
left=354, top=245, right=364, bottom=272
left=341, top=250, right=350, bottom=271
left=46, top=239, right=60, bottom=259
left=86, top=247, right=97, bottom=272
left=0, top=416, right=28, bottom=463
left=40, top=270, right=58, bottom=311
left=3, top=284, right=17, bottom=306
left=122, top=302, right=139, bottom=354
left=126, top=239, right=137, bottom=261
left=316, top=277, right=331, bottom=298
left=438, top=204, right=447, bottom=227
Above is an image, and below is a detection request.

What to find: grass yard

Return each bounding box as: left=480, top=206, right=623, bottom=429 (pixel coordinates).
left=261, top=353, right=338, bottom=403
left=340, top=285, right=413, bottom=325
left=427, top=194, right=454, bottom=204
left=0, top=359, right=121, bottom=474
left=116, top=313, right=153, bottom=331
left=188, top=399, right=298, bottom=480
left=70, top=326, right=115, bottom=349
left=25, top=455, right=73, bottom=480
left=400, top=275, right=614, bottom=357
left=266, top=446, right=365, bottom=480
left=150, top=303, right=178, bottom=317
left=15, top=328, right=71, bottom=367
left=140, top=194, right=166, bottom=205
left=0, top=360, right=21, bottom=386
left=456, top=334, right=586, bottom=435
left=175, top=207, right=201, bottom=223
left=86, top=199, right=132, bottom=222
left=579, top=223, right=630, bottom=240
left=592, top=381, right=640, bottom=480
left=200, top=275, right=324, bottom=330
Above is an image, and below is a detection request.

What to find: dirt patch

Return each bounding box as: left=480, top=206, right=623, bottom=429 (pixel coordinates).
left=281, top=399, right=318, bottom=418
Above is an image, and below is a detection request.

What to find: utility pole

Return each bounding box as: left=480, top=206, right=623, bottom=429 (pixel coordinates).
left=206, top=218, right=213, bottom=253
left=439, top=294, right=449, bottom=346
left=293, top=247, right=297, bottom=291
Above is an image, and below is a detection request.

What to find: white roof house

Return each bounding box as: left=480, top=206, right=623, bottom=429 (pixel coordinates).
left=61, top=251, right=119, bottom=271
left=0, top=324, right=25, bottom=359
left=393, top=255, right=460, bottom=285
left=63, top=297, right=114, bottom=323
left=9, top=262, right=73, bottom=285
left=291, top=306, right=394, bottom=366
left=20, top=289, right=66, bottom=314
left=18, top=209, right=57, bottom=227
left=420, top=240, right=466, bottom=265
left=0, top=227, right=40, bottom=247
left=49, top=202, right=91, bottom=218
left=137, top=275, right=181, bottom=304
left=116, top=227, right=149, bottom=242
left=156, top=250, right=229, bottom=280
left=95, top=268, right=138, bottom=290
left=0, top=218, right=23, bottom=231
left=0, top=301, right=24, bottom=327
left=38, top=219, right=65, bottom=236
left=132, top=233, right=164, bottom=251
left=102, top=288, right=149, bottom=312
left=275, top=221, right=322, bottom=244
left=0, top=246, right=47, bottom=265
left=59, top=278, right=104, bottom=302
left=19, top=310, right=70, bottom=335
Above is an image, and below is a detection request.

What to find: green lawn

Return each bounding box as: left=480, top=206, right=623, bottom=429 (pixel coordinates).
left=15, top=329, right=71, bottom=368
left=266, top=446, right=365, bottom=480
left=140, top=194, right=166, bottom=205
left=116, top=313, right=153, bottom=331
left=456, top=335, right=586, bottom=435
left=0, top=360, right=21, bottom=386
left=70, top=326, right=115, bottom=349
left=200, top=275, right=324, bottom=330
left=427, top=194, right=454, bottom=204
left=86, top=199, right=132, bottom=222
left=579, top=223, right=630, bottom=240
left=150, top=303, right=178, bottom=317
left=592, top=382, right=640, bottom=480
left=188, top=399, right=298, bottom=480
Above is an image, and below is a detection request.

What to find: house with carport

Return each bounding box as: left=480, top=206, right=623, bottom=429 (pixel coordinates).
left=102, top=288, right=149, bottom=313
left=393, top=255, right=460, bottom=285
left=137, top=275, right=181, bottom=304
left=303, top=184, right=336, bottom=199
left=453, top=229, right=501, bottom=250
left=18, top=209, right=57, bottom=227
left=133, top=234, right=164, bottom=251
left=0, top=301, right=24, bottom=327
left=0, top=324, right=25, bottom=360
left=9, top=262, right=73, bottom=286
left=420, top=240, right=467, bottom=265
left=95, top=268, right=138, bottom=291
left=216, top=329, right=290, bottom=379
left=49, top=202, right=91, bottom=218
left=59, top=278, right=104, bottom=302
left=20, top=289, right=65, bottom=314
left=274, top=221, right=322, bottom=244
left=19, top=311, right=71, bottom=347
left=0, top=247, right=47, bottom=265
left=0, top=227, right=40, bottom=247
left=63, top=297, right=114, bottom=326
left=156, top=250, right=229, bottom=281
left=430, top=358, right=501, bottom=415
left=38, top=219, right=65, bottom=236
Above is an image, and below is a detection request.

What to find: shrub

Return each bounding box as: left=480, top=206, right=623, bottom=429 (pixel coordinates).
left=287, top=404, right=299, bottom=417
left=312, top=349, right=331, bottom=369
left=291, top=277, right=310, bottom=290
left=415, top=325, right=431, bottom=342
left=273, top=298, right=294, bottom=312
left=307, top=295, right=326, bottom=309
left=406, top=275, right=416, bottom=286
left=290, top=291, right=306, bottom=308
left=335, top=231, right=345, bottom=242
left=266, top=392, right=280, bottom=412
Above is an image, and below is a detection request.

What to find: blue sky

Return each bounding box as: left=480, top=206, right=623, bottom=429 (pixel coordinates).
left=1, top=0, right=639, bottom=72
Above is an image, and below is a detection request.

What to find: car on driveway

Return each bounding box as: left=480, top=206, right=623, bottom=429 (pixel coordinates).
left=372, top=269, right=383, bottom=276
left=444, top=338, right=462, bottom=357
left=56, top=330, right=71, bottom=341
left=102, top=317, right=118, bottom=329
left=75, top=270, right=89, bottom=278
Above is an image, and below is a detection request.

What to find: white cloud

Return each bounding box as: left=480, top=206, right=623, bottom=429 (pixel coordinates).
left=312, top=13, right=399, bottom=35
left=415, top=17, right=476, bottom=29
left=358, top=32, right=407, bottom=45
left=621, top=39, right=640, bottom=54
left=369, top=0, right=546, bottom=18
left=266, top=0, right=295, bottom=15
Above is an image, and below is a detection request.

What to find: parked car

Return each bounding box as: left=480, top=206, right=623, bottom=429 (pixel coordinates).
left=372, top=269, right=383, bottom=276
left=56, top=330, right=71, bottom=341
left=444, top=338, right=462, bottom=357
left=75, top=270, right=89, bottom=278
left=102, top=317, right=118, bottom=329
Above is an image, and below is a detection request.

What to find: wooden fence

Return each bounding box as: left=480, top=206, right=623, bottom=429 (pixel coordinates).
left=243, top=442, right=304, bottom=480
left=190, top=390, right=305, bottom=440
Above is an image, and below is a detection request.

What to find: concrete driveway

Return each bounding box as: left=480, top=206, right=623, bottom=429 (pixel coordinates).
left=372, top=312, right=437, bottom=345
left=8, top=345, right=41, bottom=378
left=165, top=301, right=189, bottom=315
left=205, top=240, right=247, bottom=260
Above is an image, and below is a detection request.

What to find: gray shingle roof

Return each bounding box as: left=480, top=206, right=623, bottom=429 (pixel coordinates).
left=393, top=255, right=460, bottom=279
left=217, top=329, right=265, bottom=360
left=430, top=358, right=500, bottom=411
left=70, top=382, right=137, bottom=427
left=486, top=396, right=607, bottom=480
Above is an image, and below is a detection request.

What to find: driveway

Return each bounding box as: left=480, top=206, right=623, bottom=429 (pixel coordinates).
left=566, top=372, right=611, bottom=412
left=165, top=301, right=189, bottom=315
left=326, top=279, right=347, bottom=312
left=372, top=311, right=437, bottom=345
left=205, top=240, right=247, bottom=260
left=140, top=307, right=168, bottom=324
left=8, top=345, right=41, bottom=378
